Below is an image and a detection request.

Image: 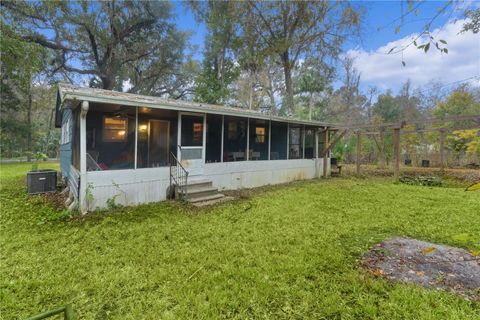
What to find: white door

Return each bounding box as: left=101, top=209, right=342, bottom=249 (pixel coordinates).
left=178, top=113, right=206, bottom=176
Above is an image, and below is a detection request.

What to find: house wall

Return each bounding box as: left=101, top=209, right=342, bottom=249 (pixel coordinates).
left=85, top=159, right=329, bottom=209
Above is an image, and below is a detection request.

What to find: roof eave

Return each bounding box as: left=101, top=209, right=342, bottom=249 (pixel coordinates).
left=57, top=83, right=336, bottom=128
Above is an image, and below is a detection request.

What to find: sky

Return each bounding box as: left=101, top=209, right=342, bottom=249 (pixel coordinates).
left=172, top=0, right=480, bottom=95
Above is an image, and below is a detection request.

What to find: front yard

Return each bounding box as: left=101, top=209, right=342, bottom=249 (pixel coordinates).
left=1, top=163, right=479, bottom=319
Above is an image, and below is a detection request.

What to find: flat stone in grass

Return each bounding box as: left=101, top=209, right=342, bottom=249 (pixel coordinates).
left=362, top=237, right=480, bottom=300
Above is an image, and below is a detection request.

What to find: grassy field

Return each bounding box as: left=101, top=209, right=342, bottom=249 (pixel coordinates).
left=1, top=163, right=479, bottom=319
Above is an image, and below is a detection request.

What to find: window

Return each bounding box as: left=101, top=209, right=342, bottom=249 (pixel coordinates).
left=61, top=118, right=71, bottom=144
left=255, top=127, right=266, bottom=143
left=103, top=117, right=128, bottom=142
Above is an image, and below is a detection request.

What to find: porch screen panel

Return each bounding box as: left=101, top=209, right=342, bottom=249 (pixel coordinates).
left=223, top=116, right=247, bottom=162
left=248, top=119, right=269, bottom=160
left=181, top=115, right=203, bottom=147
left=318, top=130, right=325, bottom=157
left=289, top=125, right=304, bottom=159
left=270, top=121, right=287, bottom=160
left=305, top=127, right=315, bottom=159
left=86, top=105, right=136, bottom=171
left=137, top=108, right=177, bottom=168
left=206, top=114, right=222, bottom=163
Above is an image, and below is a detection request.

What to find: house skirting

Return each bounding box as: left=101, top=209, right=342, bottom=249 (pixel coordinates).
left=84, top=159, right=329, bottom=210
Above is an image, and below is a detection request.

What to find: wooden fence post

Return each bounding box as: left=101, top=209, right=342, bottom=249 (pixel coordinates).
left=393, top=127, right=400, bottom=179
left=439, top=128, right=446, bottom=170
left=356, top=130, right=361, bottom=175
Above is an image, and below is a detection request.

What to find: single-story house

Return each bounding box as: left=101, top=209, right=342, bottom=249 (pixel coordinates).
left=55, top=84, right=334, bottom=211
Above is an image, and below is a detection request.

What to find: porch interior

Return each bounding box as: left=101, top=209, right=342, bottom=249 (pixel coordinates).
left=79, top=102, right=328, bottom=174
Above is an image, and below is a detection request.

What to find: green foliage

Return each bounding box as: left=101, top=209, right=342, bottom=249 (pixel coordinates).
left=434, top=90, right=480, bottom=118
left=372, top=90, right=402, bottom=122
left=106, top=195, right=122, bottom=210
left=3, top=1, right=189, bottom=93
left=461, top=8, right=480, bottom=34
left=85, top=183, right=94, bottom=212
left=2, top=163, right=480, bottom=319
left=399, top=174, right=443, bottom=186
left=191, top=1, right=240, bottom=104
left=0, top=20, right=54, bottom=159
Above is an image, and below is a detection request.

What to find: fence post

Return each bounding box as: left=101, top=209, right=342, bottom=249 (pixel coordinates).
left=356, top=130, right=361, bottom=175
left=439, top=128, right=446, bottom=170
left=393, top=127, right=401, bottom=179
left=323, top=128, right=329, bottom=178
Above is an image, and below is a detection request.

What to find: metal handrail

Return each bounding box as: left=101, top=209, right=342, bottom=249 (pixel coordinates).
left=169, top=151, right=188, bottom=200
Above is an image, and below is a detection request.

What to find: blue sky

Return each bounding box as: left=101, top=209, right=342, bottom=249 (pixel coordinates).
left=173, top=1, right=453, bottom=59
left=172, top=0, right=479, bottom=94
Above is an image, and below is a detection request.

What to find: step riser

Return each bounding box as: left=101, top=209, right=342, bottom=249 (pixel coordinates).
left=187, top=194, right=225, bottom=203
left=188, top=181, right=212, bottom=188
left=182, top=189, right=218, bottom=199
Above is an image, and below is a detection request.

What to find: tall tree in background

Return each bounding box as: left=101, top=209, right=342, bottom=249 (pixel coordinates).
left=0, top=22, right=48, bottom=160
left=295, top=58, right=331, bottom=120
left=2, top=0, right=189, bottom=96
left=246, top=1, right=361, bottom=115
left=190, top=1, right=239, bottom=104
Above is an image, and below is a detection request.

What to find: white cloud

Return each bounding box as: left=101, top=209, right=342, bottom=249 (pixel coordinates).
left=347, top=19, right=480, bottom=91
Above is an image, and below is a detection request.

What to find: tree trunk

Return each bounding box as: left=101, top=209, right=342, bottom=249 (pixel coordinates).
left=26, top=78, right=32, bottom=162
left=308, top=92, right=314, bottom=121
left=281, top=52, right=294, bottom=115
left=267, top=69, right=276, bottom=115
left=101, top=76, right=115, bottom=90
left=248, top=74, right=253, bottom=110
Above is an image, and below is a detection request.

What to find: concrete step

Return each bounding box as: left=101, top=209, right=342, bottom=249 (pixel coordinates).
left=178, top=179, right=212, bottom=189
left=186, top=193, right=225, bottom=203
left=191, top=196, right=235, bottom=207
left=179, top=186, right=219, bottom=198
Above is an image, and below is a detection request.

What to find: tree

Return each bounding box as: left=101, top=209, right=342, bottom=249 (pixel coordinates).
left=190, top=1, right=240, bottom=104
left=3, top=0, right=189, bottom=95
left=295, top=58, right=330, bottom=120
left=245, top=1, right=361, bottom=115
left=373, top=91, right=402, bottom=123
left=434, top=88, right=480, bottom=117
left=0, top=21, right=48, bottom=160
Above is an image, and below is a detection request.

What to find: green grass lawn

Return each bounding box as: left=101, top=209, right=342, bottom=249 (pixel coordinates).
left=1, top=163, right=479, bottom=319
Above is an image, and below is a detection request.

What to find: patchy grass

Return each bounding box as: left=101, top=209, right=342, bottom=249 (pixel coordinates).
left=341, top=164, right=480, bottom=185
left=1, top=163, right=479, bottom=319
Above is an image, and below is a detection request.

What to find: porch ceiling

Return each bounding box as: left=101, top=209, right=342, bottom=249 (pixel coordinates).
left=57, top=83, right=336, bottom=128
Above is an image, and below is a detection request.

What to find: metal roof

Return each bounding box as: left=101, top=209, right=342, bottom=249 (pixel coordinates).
left=57, top=83, right=335, bottom=127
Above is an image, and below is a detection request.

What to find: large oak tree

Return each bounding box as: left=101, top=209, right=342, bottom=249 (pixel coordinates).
left=2, top=0, right=190, bottom=96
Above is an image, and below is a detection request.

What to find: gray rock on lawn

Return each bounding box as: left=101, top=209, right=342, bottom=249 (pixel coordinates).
left=362, top=237, right=480, bottom=300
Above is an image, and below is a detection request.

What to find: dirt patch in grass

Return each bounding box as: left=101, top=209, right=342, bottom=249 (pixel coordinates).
left=342, top=164, right=480, bottom=183
left=362, top=237, right=480, bottom=301
left=29, top=191, right=68, bottom=211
